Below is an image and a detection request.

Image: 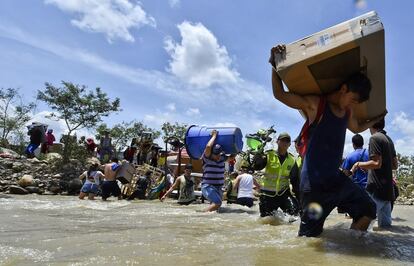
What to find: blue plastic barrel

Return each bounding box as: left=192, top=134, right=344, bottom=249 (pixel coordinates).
left=185, top=125, right=243, bottom=159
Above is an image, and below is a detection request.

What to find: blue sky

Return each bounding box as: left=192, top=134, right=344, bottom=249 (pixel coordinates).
left=0, top=0, right=414, bottom=155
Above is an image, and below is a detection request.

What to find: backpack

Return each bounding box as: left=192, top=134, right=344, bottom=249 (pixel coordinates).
left=296, top=96, right=326, bottom=158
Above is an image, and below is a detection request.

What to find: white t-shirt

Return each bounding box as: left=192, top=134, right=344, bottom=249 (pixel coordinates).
left=82, top=170, right=104, bottom=185
left=237, top=173, right=254, bottom=199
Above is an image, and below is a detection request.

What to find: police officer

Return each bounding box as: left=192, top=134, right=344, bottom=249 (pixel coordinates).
left=259, top=132, right=300, bottom=217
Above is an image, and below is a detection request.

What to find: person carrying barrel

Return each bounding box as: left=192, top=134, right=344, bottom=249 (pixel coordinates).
left=201, top=130, right=235, bottom=212
left=269, top=44, right=385, bottom=237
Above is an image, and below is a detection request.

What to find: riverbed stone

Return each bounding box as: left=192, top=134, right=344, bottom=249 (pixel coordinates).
left=17, top=175, right=34, bottom=187
left=12, top=162, right=24, bottom=172
left=48, top=186, right=61, bottom=194
left=9, top=185, right=29, bottom=195
left=52, top=173, right=62, bottom=179
left=45, top=153, right=62, bottom=163
left=25, top=186, right=41, bottom=194
left=67, top=179, right=82, bottom=195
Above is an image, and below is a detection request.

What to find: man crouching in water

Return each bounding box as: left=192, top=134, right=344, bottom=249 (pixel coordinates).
left=270, top=45, right=385, bottom=237
left=201, top=130, right=235, bottom=212
left=102, top=158, right=122, bottom=201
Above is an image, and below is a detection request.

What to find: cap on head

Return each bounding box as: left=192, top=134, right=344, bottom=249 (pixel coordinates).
left=185, top=164, right=193, bottom=170
left=212, top=144, right=223, bottom=155
left=47, top=129, right=53, bottom=133
left=277, top=132, right=291, bottom=142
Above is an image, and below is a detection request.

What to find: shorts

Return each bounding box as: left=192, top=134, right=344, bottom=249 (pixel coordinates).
left=81, top=183, right=99, bottom=194
left=298, top=178, right=376, bottom=237
left=201, top=184, right=223, bottom=205
left=259, top=190, right=299, bottom=217
left=102, top=181, right=121, bottom=199
left=236, top=197, right=254, bottom=208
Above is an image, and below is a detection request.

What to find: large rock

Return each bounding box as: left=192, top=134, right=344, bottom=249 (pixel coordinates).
left=0, top=147, right=20, bottom=158
left=3, top=160, right=14, bottom=169
left=45, top=153, right=63, bottom=163
left=0, top=180, right=11, bottom=186
left=17, top=175, right=34, bottom=187
left=12, top=162, right=25, bottom=172
left=9, top=185, right=29, bottom=195
left=25, top=186, right=42, bottom=194
left=67, top=178, right=83, bottom=195
left=48, top=186, right=61, bottom=194
left=52, top=173, right=63, bottom=179
left=27, top=158, right=44, bottom=164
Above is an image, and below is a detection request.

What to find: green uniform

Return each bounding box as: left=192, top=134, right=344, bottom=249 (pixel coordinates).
left=259, top=151, right=299, bottom=217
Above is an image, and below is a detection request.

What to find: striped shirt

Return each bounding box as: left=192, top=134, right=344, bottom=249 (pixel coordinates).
left=202, top=154, right=226, bottom=186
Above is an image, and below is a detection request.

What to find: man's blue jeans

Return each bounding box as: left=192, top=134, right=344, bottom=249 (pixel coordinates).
left=369, top=193, right=392, bottom=227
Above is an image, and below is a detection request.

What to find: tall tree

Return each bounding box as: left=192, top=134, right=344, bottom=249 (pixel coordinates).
left=0, top=88, right=36, bottom=146
left=37, top=81, right=120, bottom=162
left=161, top=122, right=188, bottom=143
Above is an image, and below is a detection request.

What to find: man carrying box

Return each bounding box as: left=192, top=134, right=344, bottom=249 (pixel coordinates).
left=269, top=44, right=384, bottom=237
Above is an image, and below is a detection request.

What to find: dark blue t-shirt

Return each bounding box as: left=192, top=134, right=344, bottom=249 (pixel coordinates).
left=300, top=101, right=348, bottom=192
left=341, top=148, right=369, bottom=189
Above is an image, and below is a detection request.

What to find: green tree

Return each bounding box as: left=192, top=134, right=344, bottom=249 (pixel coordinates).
left=37, top=81, right=120, bottom=162
left=161, top=122, right=188, bottom=143
left=397, top=153, right=414, bottom=184
left=0, top=88, right=36, bottom=146
left=96, top=121, right=160, bottom=155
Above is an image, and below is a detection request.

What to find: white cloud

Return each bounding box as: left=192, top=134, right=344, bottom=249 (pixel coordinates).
left=0, top=23, right=287, bottom=116
left=186, top=108, right=200, bottom=116
left=166, top=103, right=176, bottom=112
left=390, top=112, right=414, bottom=155
left=164, top=21, right=239, bottom=88
left=44, top=0, right=155, bottom=43
left=354, top=0, right=368, bottom=10
left=343, top=112, right=414, bottom=156
left=0, top=22, right=296, bottom=143
left=213, top=122, right=237, bottom=128
left=144, top=111, right=174, bottom=127
left=168, top=0, right=180, bottom=8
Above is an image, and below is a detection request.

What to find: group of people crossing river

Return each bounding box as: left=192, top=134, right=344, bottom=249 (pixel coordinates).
left=70, top=45, right=398, bottom=238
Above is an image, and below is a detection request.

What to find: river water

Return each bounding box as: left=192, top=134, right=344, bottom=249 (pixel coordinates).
left=0, top=194, right=413, bottom=266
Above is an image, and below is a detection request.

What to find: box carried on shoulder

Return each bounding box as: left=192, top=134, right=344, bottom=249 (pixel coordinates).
left=274, top=11, right=385, bottom=121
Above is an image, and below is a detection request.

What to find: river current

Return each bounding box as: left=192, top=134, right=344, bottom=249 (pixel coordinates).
left=0, top=194, right=413, bottom=265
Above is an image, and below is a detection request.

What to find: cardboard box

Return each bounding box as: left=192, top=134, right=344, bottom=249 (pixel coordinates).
left=116, top=161, right=136, bottom=184
left=274, top=11, right=385, bottom=120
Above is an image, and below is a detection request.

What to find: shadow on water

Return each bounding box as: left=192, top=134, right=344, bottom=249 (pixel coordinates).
left=217, top=206, right=257, bottom=215
left=313, top=227, right=414, bottom=263
left=392, top=217, right=407, bottom=222
left=373, top=225, right=414, bottom=234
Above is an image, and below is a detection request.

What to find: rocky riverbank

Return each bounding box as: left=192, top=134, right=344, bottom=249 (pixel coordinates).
left=0, top=150, right=98, bottom=196
left=1, top=148, right=414, bottom=205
